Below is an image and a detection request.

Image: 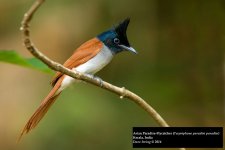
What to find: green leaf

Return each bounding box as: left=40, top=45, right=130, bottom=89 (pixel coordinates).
left=0, top=50, right=53, bottom=74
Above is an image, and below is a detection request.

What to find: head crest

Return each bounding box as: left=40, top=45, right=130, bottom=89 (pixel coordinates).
left=114, top=18, right=130, bottom=46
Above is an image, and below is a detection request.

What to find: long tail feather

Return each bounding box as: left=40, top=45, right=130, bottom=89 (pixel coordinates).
left=18, top=77, right=64, bottom=141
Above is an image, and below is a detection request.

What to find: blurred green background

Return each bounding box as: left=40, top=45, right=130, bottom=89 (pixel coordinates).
left=0, top=0, right=224, bottom=150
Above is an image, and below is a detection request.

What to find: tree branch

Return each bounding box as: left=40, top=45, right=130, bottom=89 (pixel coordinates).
left=21, top=1, right=185, bottom=150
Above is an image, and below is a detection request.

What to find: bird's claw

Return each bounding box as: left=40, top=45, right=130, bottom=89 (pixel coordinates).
left=95, top=76, right=103, bottom=87
left=86, top=74, right=103, bottom=87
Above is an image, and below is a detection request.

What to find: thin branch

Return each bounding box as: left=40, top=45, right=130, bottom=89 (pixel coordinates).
left=21, top=1, right=185, bottom=150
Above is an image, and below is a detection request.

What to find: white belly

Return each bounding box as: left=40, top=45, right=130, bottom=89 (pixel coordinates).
left=58, top=45, right=113, bottom=92
left=74, top=45, right=113, bottom=74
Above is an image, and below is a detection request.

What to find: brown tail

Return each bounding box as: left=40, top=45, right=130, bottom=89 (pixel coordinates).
left=18, top=77, right=64, bottom=141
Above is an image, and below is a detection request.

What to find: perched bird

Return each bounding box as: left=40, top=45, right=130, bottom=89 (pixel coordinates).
left=19, top=18, right=137, bottom=139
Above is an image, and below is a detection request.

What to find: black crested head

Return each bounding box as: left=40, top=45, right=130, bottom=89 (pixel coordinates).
left=114, top=18, right=130, bottom=47
left=97, top=18, right=137, bottom=54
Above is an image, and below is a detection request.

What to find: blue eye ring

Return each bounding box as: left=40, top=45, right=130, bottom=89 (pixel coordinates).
left=113, top=38, right=120, bottom=44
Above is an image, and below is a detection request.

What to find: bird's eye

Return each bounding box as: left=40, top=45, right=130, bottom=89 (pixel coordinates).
left=113, top=38, right=120, bottom=44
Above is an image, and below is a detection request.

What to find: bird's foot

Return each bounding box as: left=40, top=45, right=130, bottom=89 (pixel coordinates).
left=86, top=74, right=103, bottom=87
left=94, top=76, right=103, bottom=87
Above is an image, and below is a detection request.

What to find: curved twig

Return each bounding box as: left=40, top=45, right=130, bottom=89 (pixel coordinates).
left=21, top=1, right=185, bottom=150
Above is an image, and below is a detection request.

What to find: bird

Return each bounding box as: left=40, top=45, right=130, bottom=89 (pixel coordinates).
left=19, top=18, right=137, bottom=140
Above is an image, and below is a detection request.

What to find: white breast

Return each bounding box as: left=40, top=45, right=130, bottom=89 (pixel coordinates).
left=58, top=45, right=113, bottom=92
left=74, top=45, right=113, bottom=74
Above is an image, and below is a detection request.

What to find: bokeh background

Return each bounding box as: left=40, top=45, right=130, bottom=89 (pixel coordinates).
left=0, top=0, right=224, bottom=150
